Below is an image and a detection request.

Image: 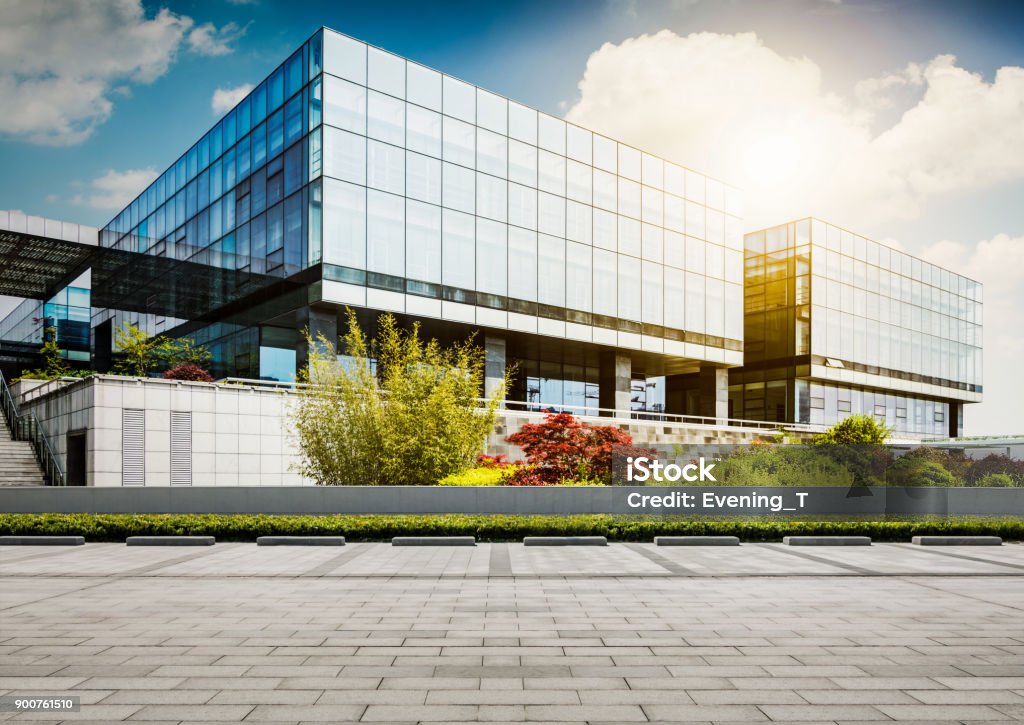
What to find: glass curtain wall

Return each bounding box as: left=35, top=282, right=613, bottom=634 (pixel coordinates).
left=318, top=28, right=744, bottom=357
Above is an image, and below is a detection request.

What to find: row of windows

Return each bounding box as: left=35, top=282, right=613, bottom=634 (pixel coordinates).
left=812, top=275, right=981, bottom=346
left=811, top=306, right=981, bottom=386
left=103, top=34, right=324, bottom=239
left=322, top=125, right=742, bottom=250
left=321, top=179, right=742, bottom=337
left=797, top=381, right=952, bottom=436
left=321, top=29, right=740, bottom=214
left=747, top=219, right=981, bottom=303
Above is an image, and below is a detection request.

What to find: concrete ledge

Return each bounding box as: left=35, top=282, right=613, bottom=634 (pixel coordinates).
left=783, top=536, right=872, bottom=546
left=655, top=536, right=740, bottom=546
left=125, top=536, right=215, bottom=546
left=523, top=536, right=607, bottom=546
left=912, top=535, right=1002, bottom=546
left=392, top=536, right=476, bottom=546
left=257, top=536, right=346, bottom=546
left=0, top=535, right=85, bottom=546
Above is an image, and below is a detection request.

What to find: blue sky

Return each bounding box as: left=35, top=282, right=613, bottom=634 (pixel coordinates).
left=1, top=0, right=1022, bottom=433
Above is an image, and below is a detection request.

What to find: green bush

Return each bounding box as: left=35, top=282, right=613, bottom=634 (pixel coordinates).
left=976, top=473, right=1016, bottom=488
left=0, top=513, right=1021, bottom=542
left=291, top=310, right=511, bottom=485
left=716, top=445, right=855, bottom=486
left=887, top=457, right=958, bottom=487
left=812, top=414, right=892, bottom=444
left=438, top=467, right=512, bottom=486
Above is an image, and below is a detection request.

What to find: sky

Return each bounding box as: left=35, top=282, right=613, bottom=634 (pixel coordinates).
left=0, top=0, right=1022, bottom=434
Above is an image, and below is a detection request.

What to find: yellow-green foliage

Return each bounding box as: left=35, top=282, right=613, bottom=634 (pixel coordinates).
left=291, top=309, right=512, bottom=485
left=438, top=467, right=513, bottom=486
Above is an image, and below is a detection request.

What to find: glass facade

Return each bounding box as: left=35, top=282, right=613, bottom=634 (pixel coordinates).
left=316, top=28, right=744, bottom=360
left=0, top=276, right=91, bottom=362
left=90, top=27, right=744, bottom=402
left=735, top=218, right=982, bottom=437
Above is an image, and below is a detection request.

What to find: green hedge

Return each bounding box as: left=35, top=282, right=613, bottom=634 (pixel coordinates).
left=1, top=513, right=1023, bottom=542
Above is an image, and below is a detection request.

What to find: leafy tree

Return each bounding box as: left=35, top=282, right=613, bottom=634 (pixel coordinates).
left=965, top=453, right=1024, bottom=487
left=503, top=412, right=642, bottom=485
left=112, top=323, right=212, bottom=378
left=112, top=322, right=164, bottom=376
left=812, top=414, right=892, bottom=444
left=290, top=309, right=510, bottom=485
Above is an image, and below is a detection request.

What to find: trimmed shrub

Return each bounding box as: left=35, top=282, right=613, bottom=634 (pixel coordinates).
left=163, top=363, right=214, bottom=382
left=976, top=473, right=1016, bottom=488
left=0, top=513, right=1021, bottom=542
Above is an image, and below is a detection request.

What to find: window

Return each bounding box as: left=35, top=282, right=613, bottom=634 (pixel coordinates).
left=538, top=150, right=565, bottom=195
left=504, top=142, right=536, bottom=191
left=566, top=125, right=592, bottom=164
left=407, top=62, right=441, bottom=110
left=367, top=47, right=405, bottom=98
left=566, top=242, right=592, bottom=312
left=367, top=190, right=404, bottom=277
left=324, top=75, right=365, bottom=134
left=406, top=199, right=441, bottom=282
left=508, top=227, right=537, bottom=301
left=476, top=128, right=507, bottom=178
left=538, top=234, right=565, bottom=306
left=367, top=91, right=404, bottom=146
left=566, top=201, right=592, bottom=245
left=476, top=218, right=507, bottom=295
left=642, top=261, right=663, bottom=324
left=442, top=116, right=474, bottom=167
left=367, top=140, right=404, bottom=196
left=594, top=209, right=616, bottom=251
left=593, top=248, right=617, bottom=316
left=442, top=162, right=474, bottom=213
left=324, top=127, right=365, bottom=185
left=508, top=183, right=537, bottom=231
left=324, top=32, right=366, bottom=84
left=322, top=178, right=365, bottom=268
left=508, top=102, right=537, bottom=144
left=477, top=89, right=507, bottom=134
left=537, top=192, right=565, bottom=237
left=406, top=151, right=441, bottom=205
left=407, top=105, right=441, bottom=157
left=617, top=255, right=640, bottom=321
left=476, top=173, right=506, bottom=222
left=618, top=217, right=640, bottom=257
left=618, top=178, right=640, bottom=219
left=618, top=145, right=641, bottom=181
left=442, top=76, right=475, bottom=121
left=441, top=209, right=474, bottom=288
left=566, top=161, right=592, bottom=203
left=538, top=114, right=565, bottom=154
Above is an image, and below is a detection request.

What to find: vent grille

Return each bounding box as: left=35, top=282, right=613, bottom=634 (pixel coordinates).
left=122, top=409, right=145, bottom=487
left=170, top=411, right=192, bottom=486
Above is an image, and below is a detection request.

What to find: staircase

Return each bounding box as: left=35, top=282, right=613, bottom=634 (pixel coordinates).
left=0, top=413, right=47, bottom=486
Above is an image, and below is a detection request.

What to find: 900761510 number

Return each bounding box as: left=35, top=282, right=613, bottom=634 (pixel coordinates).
left=0, top=696, right=80, bottom=712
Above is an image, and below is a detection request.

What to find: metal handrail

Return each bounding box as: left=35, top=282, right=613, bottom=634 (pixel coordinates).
left=0, top=371, right=65, bottom=486
left=215, top=376, right=825, bottom=433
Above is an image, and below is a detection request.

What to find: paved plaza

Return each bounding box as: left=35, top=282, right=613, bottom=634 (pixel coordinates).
left=2, top=542, right=1024, bottom=724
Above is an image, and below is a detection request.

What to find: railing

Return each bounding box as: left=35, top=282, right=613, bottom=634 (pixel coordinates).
left=0, top=371, right=65, bottom=486
left=215, top=377, right=827, bottom=434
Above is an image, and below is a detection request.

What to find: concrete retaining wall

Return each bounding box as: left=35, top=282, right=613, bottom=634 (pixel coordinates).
left=0, top=485, right=1021, bottom=516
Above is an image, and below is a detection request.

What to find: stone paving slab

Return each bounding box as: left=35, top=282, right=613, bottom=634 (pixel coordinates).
left=0, top=544, right=1022, bottom=722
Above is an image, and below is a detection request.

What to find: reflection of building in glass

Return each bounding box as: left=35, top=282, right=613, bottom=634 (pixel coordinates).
left=0, top=272, right=91, bottom=363
left=88, top=27, right=744, bottom=412
left=732, top=218, right=982, bottom=437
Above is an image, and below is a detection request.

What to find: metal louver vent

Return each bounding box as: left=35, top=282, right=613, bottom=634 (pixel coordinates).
left=170, top=411, right=192, bottom=486
left=122, top=409, right=145, bottom=486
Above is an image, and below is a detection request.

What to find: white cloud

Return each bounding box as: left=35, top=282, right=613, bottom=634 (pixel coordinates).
left=70, top=168, right=158, bottom=211
left=187, top=21, right=250, bottom=57
left=919, top=233, right=1024, bottom=435
left=0, top=0, right=248, bottom=146
left=564, top=31, right=1024, bottom=231
left=211, top=83, right=255, bottom=115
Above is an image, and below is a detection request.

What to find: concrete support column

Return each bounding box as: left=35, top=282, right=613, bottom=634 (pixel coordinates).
left=484, top=336, right=507, bottom=402
left=698, top=365, right=729, bottom=421
left=296, top=307, right=338, bottom=376
left=599, top=351, right=631, bottom=417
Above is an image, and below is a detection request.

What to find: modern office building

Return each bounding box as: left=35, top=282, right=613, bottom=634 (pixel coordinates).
left=0, top=27, right=981, bottom=440
left=730, top=218, right=982, bottom=437
left=81, top=26, right=745, bottom=417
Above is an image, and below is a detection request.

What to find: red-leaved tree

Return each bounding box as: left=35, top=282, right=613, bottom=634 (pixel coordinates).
left=503, top=412, right=636, bottom=485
